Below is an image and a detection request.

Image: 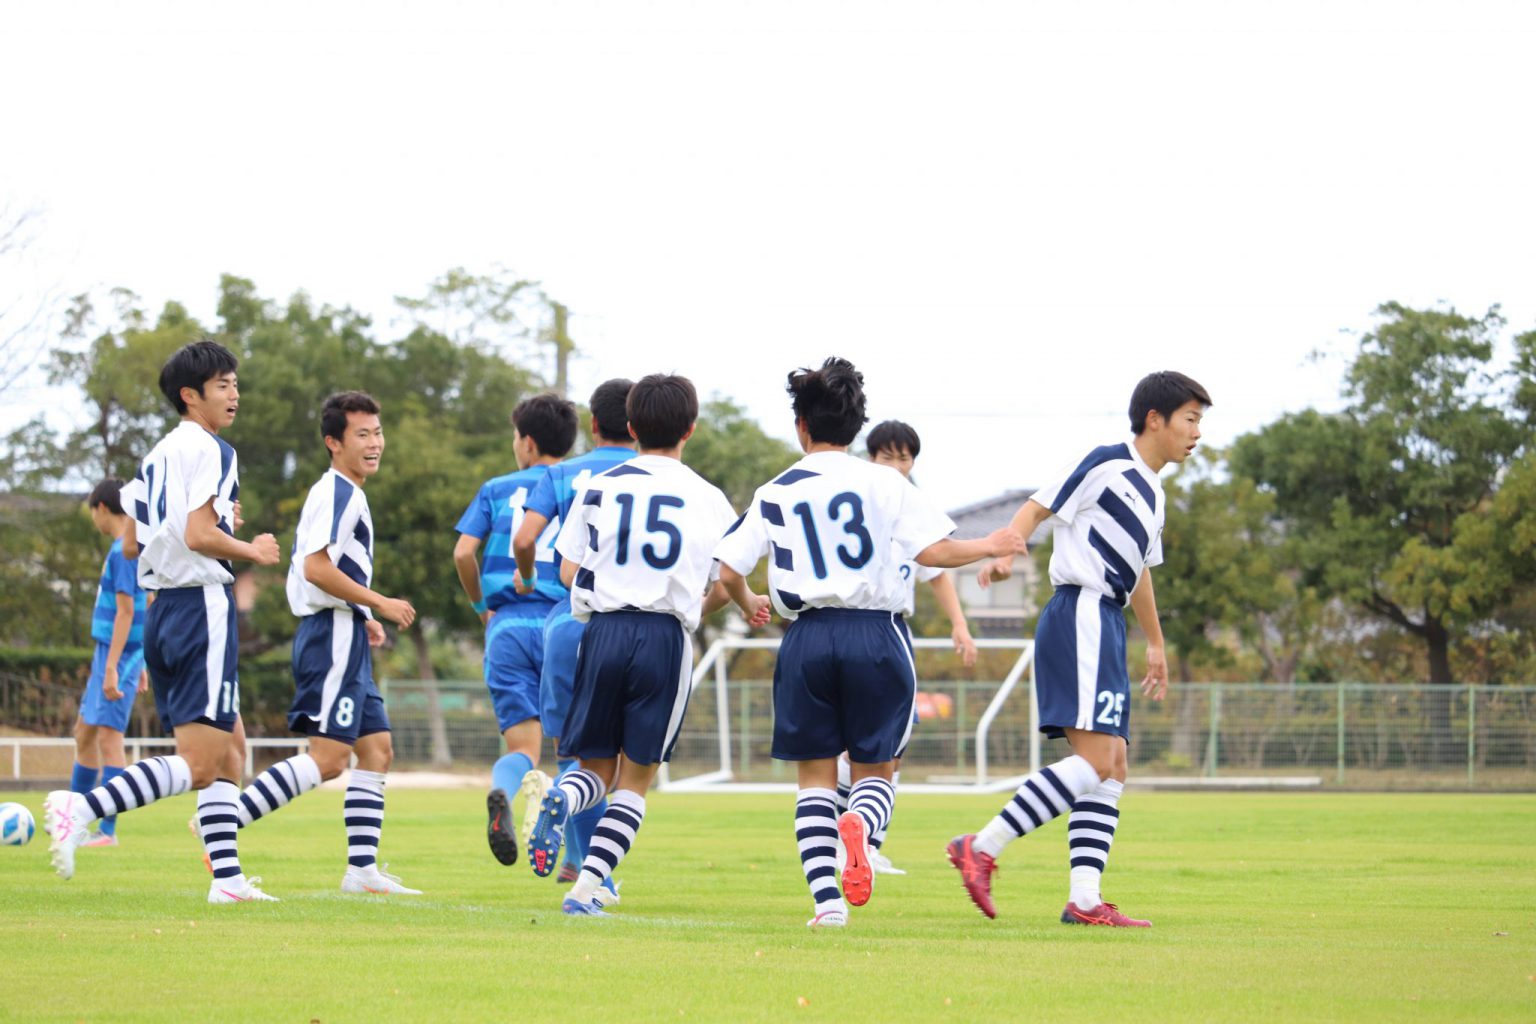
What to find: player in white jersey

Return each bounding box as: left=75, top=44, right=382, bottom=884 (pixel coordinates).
left=216, top=391, right=421, bottom=895
left=44, top=339, right=283, bottom=903
left=525, top=373, right=771, bottom=914
left=714, top=358, right=1025, bottom=928
left=948, top=370, right=1211, bottom=927
left=831, top=420, right=979, bottom=876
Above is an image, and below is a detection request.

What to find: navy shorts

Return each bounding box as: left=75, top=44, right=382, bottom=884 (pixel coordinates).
left=539, top=598, right=585, bottom=737
left=289, top=609, right=390, bottom=744
left=79, top=641, right=145, bottom=732
left=773, top=608, right=916, bottom=764
left=142, top=584, right=239, bottom=734
left=558, top=611, right=693, bottom=766
left=1035, top=585, right=1131, bottom=741
left=484, top=606, right=549, bottom=731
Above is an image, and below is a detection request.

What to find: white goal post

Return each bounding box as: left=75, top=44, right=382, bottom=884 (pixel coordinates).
left=657, top=636, right=1040, bottom=795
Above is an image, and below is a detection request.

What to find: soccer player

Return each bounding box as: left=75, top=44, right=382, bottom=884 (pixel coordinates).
left=525, top=373, right=769, bottom=915
left=947, top=370, right=1211, bottom=926
left=228, top=391, right=421, bottom=895
left=511, top=378, right=635, bottom=891
left=453, top=392, right=578, bottom=867
left=832, top=420, right=979, bottom=875
left=70, top=478, right=149, bottom=847
left=714, top=358, right=1026, bottom=928
left=45, top=338, right=283, bottom=903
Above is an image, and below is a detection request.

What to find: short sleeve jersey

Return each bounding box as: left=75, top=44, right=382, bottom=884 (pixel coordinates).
left=553, top=455, right=738, bottom=632
left=524, top=445, right=637, bottom=597
left=91, top=538, right=146, bottom=646
left=121, top=421, right=241, bottom=589
left=454, top=466, right=565, bottom=611
left=286, top=468, right=375, bottom=617
left=713, top=451, right=956, bottom=620
left=1030, top=441, right=1165, bottom=607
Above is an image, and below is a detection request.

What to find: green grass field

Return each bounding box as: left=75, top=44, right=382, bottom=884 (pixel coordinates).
left=1, top=790, right=1532, bottom=1022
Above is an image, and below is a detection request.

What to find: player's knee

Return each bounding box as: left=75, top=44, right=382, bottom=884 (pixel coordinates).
left=1082, top=751, right=1116, bottom=781
left=187, top=763, right=219, bottom=789
left=359, top=737, right=393, bottom=773
left=311, top=747, right=350, bottom=781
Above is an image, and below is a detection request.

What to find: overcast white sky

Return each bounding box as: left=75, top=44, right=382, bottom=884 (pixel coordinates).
left=3, top=0, right=1533, bottom=507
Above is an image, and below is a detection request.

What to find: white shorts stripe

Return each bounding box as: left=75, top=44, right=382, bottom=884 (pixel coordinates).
left=202, top=584, right=230, bottom=719
left=660, top=627, right=694, bottom=758
left=1073, top=591, right=1101, bottom=730
left=318, top=609, right=353, bottom=733
left=890, top=615, right=919, bottom=756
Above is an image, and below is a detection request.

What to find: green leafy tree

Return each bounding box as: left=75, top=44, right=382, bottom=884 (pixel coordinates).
left=684, top=396, right=799, bottom=509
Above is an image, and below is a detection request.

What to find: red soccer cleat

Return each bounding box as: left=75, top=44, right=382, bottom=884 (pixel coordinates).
left=946, top=834, right=998, bottom=919
left=1060, top=900, right=1152, bottom=927
left=837, top=812, right=874, bottom=907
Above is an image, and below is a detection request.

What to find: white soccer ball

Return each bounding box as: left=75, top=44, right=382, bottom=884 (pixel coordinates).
left=0, top=802, right=36, bottom=846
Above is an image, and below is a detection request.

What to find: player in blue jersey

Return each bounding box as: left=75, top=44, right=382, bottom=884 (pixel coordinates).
left=511, top=378, right=635, bottom=888
left=948, top=370, right=1211, bottom=927
left=525, top=373, right=771, bottom=914
left=46, top=339, right=283, bottom=902
left=454, top=392, right=579, bottom=867
left=715, top=358, right=1025, bottom=928
left=70, top=478, right=149, bottom=847
left=219, top=391, right=422, bottom=895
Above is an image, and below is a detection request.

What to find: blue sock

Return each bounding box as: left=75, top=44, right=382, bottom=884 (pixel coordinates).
left=70, top=762, right=100, bottom=794
left=492, top=752, right=535, bottom=801
left=98, top=766, right=125, bottom=837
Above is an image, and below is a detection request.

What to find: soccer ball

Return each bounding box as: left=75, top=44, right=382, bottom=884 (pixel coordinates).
left=0, top=802, right=35, bottom=845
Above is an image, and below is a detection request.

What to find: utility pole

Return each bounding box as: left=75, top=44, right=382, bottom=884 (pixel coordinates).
left=549, top=300, right=574, bottom=398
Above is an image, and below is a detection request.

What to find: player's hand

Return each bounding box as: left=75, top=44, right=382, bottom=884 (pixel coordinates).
left=365, top=619, right=387, bottom=648
left=952, top=626, right=977, bottom=668
left=513, top=574, right=535, bottom=595
left=103, top=665, right=122, bottom=701
left=480, top=610, right=492, bottom=627
left=232, top=500, right=245, bottom=531
left=985, top=527, right=1028, bottom=559
left=977, top=556, right=1014, bottom=590
left=1140, top=644, right=1169, bottom=700
left=744, top=594, right=772, bottom=628
left=250, top=533, right=281, bottom=566
left=377, top=596, right=416, bottom=628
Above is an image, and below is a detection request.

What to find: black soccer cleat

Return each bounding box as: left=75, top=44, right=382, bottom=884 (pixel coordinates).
left=486, top=789, right=519, bottom=866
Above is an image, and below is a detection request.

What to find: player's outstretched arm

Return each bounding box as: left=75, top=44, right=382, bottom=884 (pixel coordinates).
left=717, top=564, right=772, bottom=625
left=974, top=498, right=1052, bottom=589
left=512, top=511, right=550, bottom=594
left=185, top=499, right=279, bottom=566
left=927, top=572, right=977, bottom=667
left=1129, top=567, right=1168, bottom=700
left=303, top=551, right=416, bottom=628
left=915, top=525, right=1027, bottom=569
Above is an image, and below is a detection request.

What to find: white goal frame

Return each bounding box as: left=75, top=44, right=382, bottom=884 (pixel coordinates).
left=657, top=636, right=1039, bottom=794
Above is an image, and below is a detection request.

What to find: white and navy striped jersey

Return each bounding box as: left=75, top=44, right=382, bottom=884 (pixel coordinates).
left=553, top=454, right=738, bottom=632
left=286, top=469, right=375, bottom=618
left=121, top=421, right=241, bottom=589
left=713, top=451, right=956, bottom=620
left=1032, top=441, right=1165, bottom=607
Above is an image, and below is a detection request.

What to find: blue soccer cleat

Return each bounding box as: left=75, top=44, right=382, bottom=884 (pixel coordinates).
left=528, top=789, right=570, bottom=878
left=561, top=897, right=611, bottom=917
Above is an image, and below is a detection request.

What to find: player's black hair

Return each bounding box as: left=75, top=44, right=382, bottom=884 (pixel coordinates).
left=787, top=356, right=868, bottom=446
left=320, top=390, right=381, bottom=443
left=512, top=392, right=579, bottom=457
left=627, top=373, right=698, bottom=450
left=1128, top=371, right=1213, bottom=434
left=158, top=338, right=239, bottom=415
left=865, top=419, right=921, bottom=459
left=87, top=478, right=126, bottom=515
left=590, top=378, right=635, bottom=442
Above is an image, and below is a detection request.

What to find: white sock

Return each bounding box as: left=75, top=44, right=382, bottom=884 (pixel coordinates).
left=1068, top=778, right=1124, bottom=910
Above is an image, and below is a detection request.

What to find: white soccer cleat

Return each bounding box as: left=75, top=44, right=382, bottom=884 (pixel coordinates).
left=517, top=769, right=552, bottom=850
left=342, top=864, right=422, bottom=895
left=807, top=908, right=848, bottom=929
left=869, top=850, right=906, bottom=876
left=590, top=879, right=622, bottom=909
left=43, top=791, right=89, bottom=880
left=209, top=875, right=280, bottom=903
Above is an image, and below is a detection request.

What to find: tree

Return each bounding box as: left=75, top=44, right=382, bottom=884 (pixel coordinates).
left=0, top=205, right=59, bottom=398
left=684, top=396, right=799, bottom=509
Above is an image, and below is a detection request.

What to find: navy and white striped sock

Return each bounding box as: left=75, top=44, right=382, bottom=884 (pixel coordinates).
left=81, top=755, right=192, bottom=822
left=238, top=754, right=322, bottom=827
left=847, top=777, right=895, bottom=840
left=1068, top=778, right=1123, bottom=910
left=556, top=768, right=607, bottom=815
left=870, top=770, right=899, bottom=851
left=974, top=754, right=1101, bottom=858
left=344, top=770, right=386, bottom=870
left=570, top=789, right=644, bottom=901
left=834, top=755, right=852, bottom=814
left=795, top=787, right=844, bottom=916
left=198, top=779, right=243, bottom=880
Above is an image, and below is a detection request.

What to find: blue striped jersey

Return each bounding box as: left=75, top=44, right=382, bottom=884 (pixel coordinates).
left=90, top=538, right=146, bottom=646
left=454, top=465, right=565, bottom=611
left=1032, top=441, right=1165, bottom=607
left=286, top=468, right=375, bottom=617
left=714, top=451, right=956, bottom=620
left=553, top=455, right=738, bottom=631
left=120, top=421, right=241, bottom=588
left=524, top=445, right=637, bottom=597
